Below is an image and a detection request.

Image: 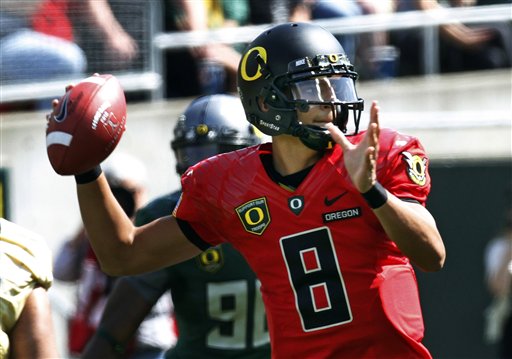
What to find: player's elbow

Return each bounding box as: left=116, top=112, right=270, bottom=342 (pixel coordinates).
left=421, top=257, right=445, bottom=272
left=95, top=247, right=134, bottom=276
left=418, top=246, right=446, bottom=272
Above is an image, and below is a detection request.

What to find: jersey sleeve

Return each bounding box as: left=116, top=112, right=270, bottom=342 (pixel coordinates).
left=173, top=161, right=228, bottom=248
left=377, top=129, right=431, bottom=205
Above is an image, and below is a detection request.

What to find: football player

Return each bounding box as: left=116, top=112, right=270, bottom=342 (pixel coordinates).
left=81, top=94, right=270, bottom=359
left=0, top=218, right=58, bottom=358
left=53, top=22, right=446, bottom=358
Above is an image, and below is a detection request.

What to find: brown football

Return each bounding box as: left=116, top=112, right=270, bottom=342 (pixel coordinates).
left=46, top=74, right=126, bottom=175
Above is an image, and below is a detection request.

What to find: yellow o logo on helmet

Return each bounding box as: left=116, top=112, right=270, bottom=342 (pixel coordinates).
left=240, top=46, right=267, bottom=82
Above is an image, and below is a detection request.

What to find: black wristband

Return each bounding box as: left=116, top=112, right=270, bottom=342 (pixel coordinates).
left=74, top=165, right=102, bottom=184
left=361, top=182, right=388, bottom=209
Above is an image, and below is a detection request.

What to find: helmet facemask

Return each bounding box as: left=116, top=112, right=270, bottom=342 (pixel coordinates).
left=259, top=54, right=364, bottom=151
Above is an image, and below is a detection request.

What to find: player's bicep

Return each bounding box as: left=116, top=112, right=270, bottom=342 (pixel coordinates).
left=130, top=216, right=202, bottom=274
left=402, top=201, right=437, bottom=226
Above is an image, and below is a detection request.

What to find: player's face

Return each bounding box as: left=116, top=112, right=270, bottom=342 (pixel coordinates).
left=296, top=101, right=336, bottom=126
left=291, top=75, right=356, bottom=128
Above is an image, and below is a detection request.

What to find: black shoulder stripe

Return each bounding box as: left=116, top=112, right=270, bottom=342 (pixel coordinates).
left=176, top=218, right=211, bottom=251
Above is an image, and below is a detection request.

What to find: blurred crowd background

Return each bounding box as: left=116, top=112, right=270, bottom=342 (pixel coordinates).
left=1, top=1, right=511, bottom=358
left=1, top=0, right=511, bottom=110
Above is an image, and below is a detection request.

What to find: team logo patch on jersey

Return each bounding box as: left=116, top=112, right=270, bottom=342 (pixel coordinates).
left=235, top=197, right=270, bottom=235
left=402, top=151, right=428, bottom=186
left=197, top=246, right=224, bottom=273
left=288, top=196, right=304, bottom=215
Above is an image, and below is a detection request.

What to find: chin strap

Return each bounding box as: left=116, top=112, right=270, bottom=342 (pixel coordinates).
left=291, top=124, right=333, bottom=151
left=290, top=102, right=350, bottom=151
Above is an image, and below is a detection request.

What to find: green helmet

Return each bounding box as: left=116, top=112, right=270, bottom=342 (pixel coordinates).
left=171, top=94, right=260, bottom=175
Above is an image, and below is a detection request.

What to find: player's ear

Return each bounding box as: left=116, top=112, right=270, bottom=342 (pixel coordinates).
left=257, top=97, right=270, bottom=112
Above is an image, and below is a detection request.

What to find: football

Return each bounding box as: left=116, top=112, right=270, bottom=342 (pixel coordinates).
left=46, top=74, right=127, bottom=175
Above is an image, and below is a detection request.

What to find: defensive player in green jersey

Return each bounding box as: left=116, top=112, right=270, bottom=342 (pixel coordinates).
left=82, top=94, right=270, bottom=359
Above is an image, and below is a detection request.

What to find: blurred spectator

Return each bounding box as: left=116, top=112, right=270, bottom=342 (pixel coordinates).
left=248, top=0, right=309, bottom=23
left=0, top=0, right=87, bottom=83
left=305, top=0, right=397, bottom=79
left=248, top=0, right=397, bottom=80
left=0, top=218, right=59, bottom=358
left=198, top=0, right=251, bottom=94
left=163, top=0, right=250, bottom=98
left=1, top=0, right=139, bottom=81
left=484, top=204, right=512, bottom=359
left=0, top=0, right=140, bottom=111
left=77, top=0, right=139, bottom=64
left=390, top=0, right=510, bottom=76
left=306, top=0, right=364, bottom=61
left=440, top=0, right=510, bottom=73
left=54, top=153, right=176, bottom=359
left=70, top=0, right=141, bottom=74
left=250, top=0, right=356, bottom=58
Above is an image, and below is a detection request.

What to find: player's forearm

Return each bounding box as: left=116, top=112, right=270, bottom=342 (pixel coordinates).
left=374, top=194, right=446, bottom=272
left=82, top=281, right=153, bottom=359
left=76, top=173, right=136, bottom=274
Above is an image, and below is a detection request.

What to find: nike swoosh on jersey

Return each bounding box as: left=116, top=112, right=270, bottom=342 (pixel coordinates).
left=324, top=191, right=348, bottom=206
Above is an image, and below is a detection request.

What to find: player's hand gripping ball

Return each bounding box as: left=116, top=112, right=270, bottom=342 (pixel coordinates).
left=46, top=73, right=126, bottom=175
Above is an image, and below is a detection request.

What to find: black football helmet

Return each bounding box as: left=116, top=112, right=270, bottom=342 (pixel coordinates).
left=171, top=94, right=261, bottom=175
left=237, top=22, right=364, bottom=150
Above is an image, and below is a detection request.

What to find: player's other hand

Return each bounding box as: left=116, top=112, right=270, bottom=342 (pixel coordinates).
left=326, top=100, right=380, bottom=193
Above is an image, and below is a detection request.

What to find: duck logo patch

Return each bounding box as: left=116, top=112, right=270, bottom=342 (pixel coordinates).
left=235, top=197, right=270, bottom=235
left=402, top=151, right=427, bottom=186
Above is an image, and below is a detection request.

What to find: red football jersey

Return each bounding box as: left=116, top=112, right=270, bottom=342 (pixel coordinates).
left=174, top=128, right=433, bottom=359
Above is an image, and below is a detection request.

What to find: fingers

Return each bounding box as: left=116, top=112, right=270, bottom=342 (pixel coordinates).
left=368, top=100, right=380, bottom=148
left=47, top=83, right=76, bottom=122
left=370, top=100, right=380, bottom=127
left=363, top=145, right=378, bottom=191
left=326, top=122, right=353, bottom=151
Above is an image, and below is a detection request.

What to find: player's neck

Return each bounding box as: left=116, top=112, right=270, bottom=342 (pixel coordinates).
left=271, top=135, right=323, bottom=177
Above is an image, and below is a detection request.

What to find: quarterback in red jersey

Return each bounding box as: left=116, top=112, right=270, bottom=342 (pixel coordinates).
left=50, top=22, right=446, bottom=358
left=174, top=129, right=433, bottom=358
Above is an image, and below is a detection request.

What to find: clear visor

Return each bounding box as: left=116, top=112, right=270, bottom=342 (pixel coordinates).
left=290, top=76, right=358, bottom=103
